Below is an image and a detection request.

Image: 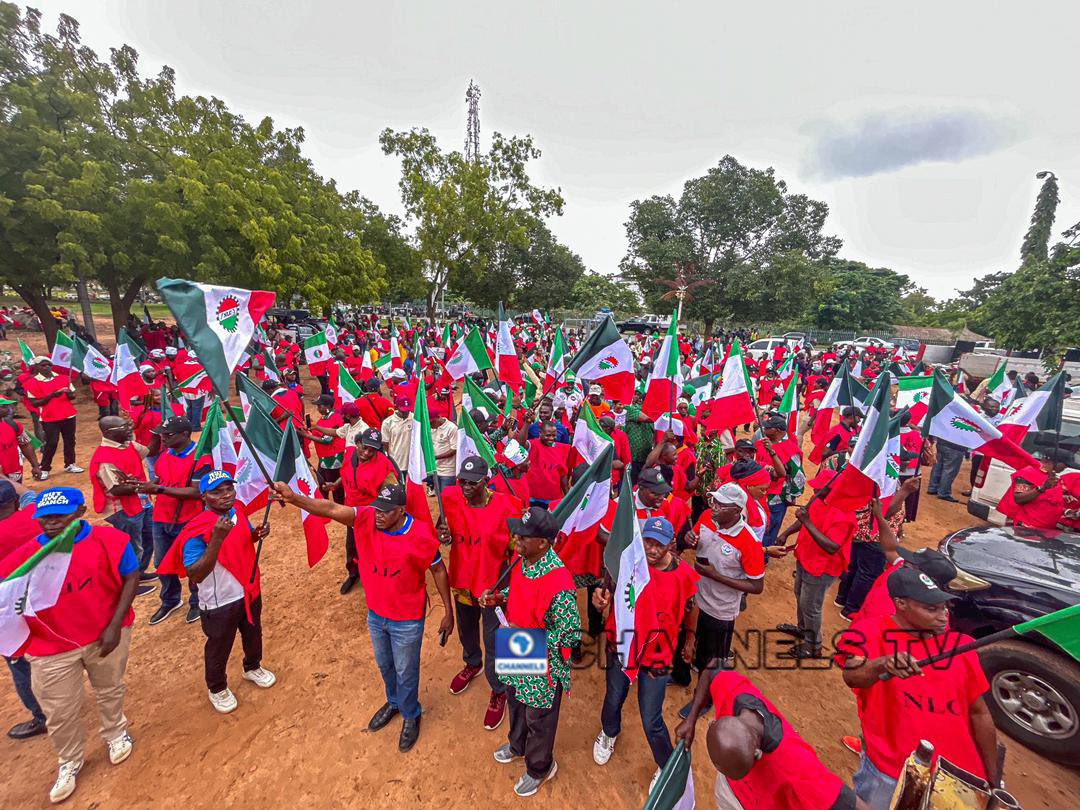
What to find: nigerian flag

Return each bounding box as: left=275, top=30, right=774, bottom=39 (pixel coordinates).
left=605, top=474, right=652, bottom=682
left=156, top=278, right=275, bottom=395
left=551, top=443, right=613, bottom=537
left=572, top=400, right=613, bottom=464
left=336, top=363, right=363, bottom=405
left=233, top=396, right=282, bottom=515
left=406, top=376, right=437, bottom=525
left=456, top=406, right=497, bottom=472
left=985, top=361, right=1011, bottom=404
left=17, top=338, right=34, bottom=364
left=194, top=400, right=238, bottom=474
left=0, top=519, right=81, bottom=656
left=643, top=740, right=695, bottom=810
left=462, top=376, right=499, bottom=418
left=50, top=331, right=75, bottom=370
left=445, top=327, right=492, bottom=379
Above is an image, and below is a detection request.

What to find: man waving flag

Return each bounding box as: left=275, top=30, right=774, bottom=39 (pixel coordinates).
left=406, top=376, right=437, bottom=526
left=156, top=278, right=275, bottom=395
left=273, top=422, right=330, bottom=567
left=825, top=372, right=901, bottom=511
left=642, top=312, right=682, bottom=420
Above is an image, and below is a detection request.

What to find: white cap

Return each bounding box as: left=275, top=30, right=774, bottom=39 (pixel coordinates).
left=391, top=368, right=406, bottom=379
left=139, top=363, right=156, bottom=374
left=149, top=349, right=165, bottom=359
left=165, top=347, right=178, bottom=356
left=589, top=384, right=603, bottom=395
left=709, top=483, right=748, bottom=509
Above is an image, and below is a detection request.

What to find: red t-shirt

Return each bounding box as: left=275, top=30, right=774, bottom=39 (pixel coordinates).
left=854, top=560, right=903, bottom=621
left=339, top=448, right=397, bottom=507
left=314, top=411, right=346, bottom=462
left=492, top=473, right=530, bottom=512
left=24, top=373, right=77, bottom=422
left=152, top=444, right=203, bottom=524
left=794, top=499, right=857, bottom=577
left=526, top=439, right=570, bottom=501
left=604, top=558, right=698, bottom=670
left=441, top=486, right=518, bottom=596
left=0, top=420, right=24, bottom=475
left=756, top=438, right=798, bottom=496
left=711, top=671, right=846, bottom=809
left=357, top=392, right=393, bottom=429
left=352, top=507, right=439, bottom=621
left=836, top=615, right=989, bottom=780
left=611, top=429, right=632, bottom=486
left=0, top=504, right=41, bottom=562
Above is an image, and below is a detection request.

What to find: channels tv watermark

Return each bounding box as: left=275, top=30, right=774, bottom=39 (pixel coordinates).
left=495, top=628, right=549, bottom=675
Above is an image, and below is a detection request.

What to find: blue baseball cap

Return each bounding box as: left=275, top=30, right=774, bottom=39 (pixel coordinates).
left=641, top=517, right=674, bottom=544
left=199, top=470, right=235, bottom=494
left=33, top=487, right=85, bottom=518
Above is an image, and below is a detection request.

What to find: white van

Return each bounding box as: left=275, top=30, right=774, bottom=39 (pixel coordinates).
left=968, top=397, right=1080, bottom=524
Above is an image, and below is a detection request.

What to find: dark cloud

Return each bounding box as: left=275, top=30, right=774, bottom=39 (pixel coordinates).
left=807, top=109, right=1019, bottom=179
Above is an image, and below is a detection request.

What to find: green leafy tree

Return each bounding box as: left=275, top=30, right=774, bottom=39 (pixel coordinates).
left=620, top=155, right=840, bottom=334
left=571, top=272, right=640, bottom=314
left=487, top=221, right=586, bottom=312
left=380, top=127, right=564, bottom=319
left=1019, top=171, right=1059, bottom=264
left=810, top=260, right=910, bottom=330
left=344, top=193, right=425, bottom=303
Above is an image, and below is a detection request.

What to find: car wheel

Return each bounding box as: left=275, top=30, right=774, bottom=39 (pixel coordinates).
left=978, top=639, right=1080, bottom=766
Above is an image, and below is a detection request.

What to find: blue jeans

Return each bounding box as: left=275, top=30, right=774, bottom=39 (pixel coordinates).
left=368, top=610, right=425, bottom=720
left=854, top=750, right=899, bottom=809
left=763, top=501, right=788, bottom=547
left=107, top=508, right=154, bottom=574
left=153, top=521, right=198, bottom=609
left=5, top=656, right=44, bottom=722
left=928, top=441, right=964, bottom=498
left=185, top=396, right=205, bottom=431
left=600, top=659, right=673, bottom=768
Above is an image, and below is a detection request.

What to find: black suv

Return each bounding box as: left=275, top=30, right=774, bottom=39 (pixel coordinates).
left=939, top=525, right=1079, bottom=765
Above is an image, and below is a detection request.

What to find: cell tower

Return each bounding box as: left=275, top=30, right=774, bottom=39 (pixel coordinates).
left=465, top=80, right=481, bottom=163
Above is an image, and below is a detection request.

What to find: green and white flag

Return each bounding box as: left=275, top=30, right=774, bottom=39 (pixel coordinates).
left=303, top=331, right=332, bottom=375
left=336, top=363, right=363, bottom=404
left=985, top=361, right=1011, bottom=405
left=261, top=348, right=281, bottom=383
left=194, top=400, right=238, bottom=474
left=156, top=278, right=275, bottom=396
left=605, top=474, right=652, bottom=682
left=233, top=396, right=282, bottom=514
left=826, top=372, right=899, bottom=511
left=643, top=741, right=695, bottom=810
left=324, top=316, right=339, bottom=347
left=0, top=519, right=80, bottom=656
left=50, top=331, right=75, bottom=370
left=922, top=372, right=1002, bottom=450
left=895, top=374, right=933, bottom=426
left=82, top=343, right=113, bottom=382
left=273, top=421, right=330, bottom=568
left=456, top=406, right=497, bottom=472
left=551, top=443, right=613, bottom=537
left=17, top=338, right=34, bottom=364
left=542, top=326, right=567, bottom=393
left=407, top=376, right=437, bottom=525
left=572, top=400, right=614, bottom=464
left=445, top=327, right=493, bottom=379
left=462, top=376, right=499, bottom=418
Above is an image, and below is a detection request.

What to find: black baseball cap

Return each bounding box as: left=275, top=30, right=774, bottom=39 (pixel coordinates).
left=151, top=416, right=193, bottom=436
left=887, top=565, right=956, bottom=605
left=895, top=547, right=958, bottom=589
left=315, top=393, right=335, bottom=407
left=734, top=439, right=756, bottom=451
left=359, top=428, right=383, bottom=449
left=372, top=483, right=406, bottom=511
left=637, top=468, right=673, bottom=496
left=763, top=415, right=787, bottom=432
left=457, top=456, right=489, bottom=482
left=507, top=506, right=559, bottom=539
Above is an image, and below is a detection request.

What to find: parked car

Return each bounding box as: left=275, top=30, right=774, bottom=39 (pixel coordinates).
left=938, top=524, right=1079, bottom=765
left=968, top=397, right=1080, bottom=524
left=745, top=337, right=791, bottom=361
left=833, top=336, right=895, bottom=351
left=781, top=331, right=813, bottom=347
left=617, top=313, right=671, bottom=334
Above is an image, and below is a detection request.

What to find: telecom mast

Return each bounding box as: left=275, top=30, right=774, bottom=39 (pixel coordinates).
left=465, top=80, right=481, bottom=163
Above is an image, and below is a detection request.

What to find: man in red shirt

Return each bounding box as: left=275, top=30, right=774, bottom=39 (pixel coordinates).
left=357, top=378, right=394, bottom=428
left=0, top=487, right=139, bottom=803
left=775, top=499, right=856, bottom=658
left=272, top=481, right=453, bottom=753
left=0, top=397, right=42, bottom=482
left=523, top=421, right=570, bottom=507
left=754, top=414, right=798, bottom=547
left=437, top=456, right=519, bottom=730
left=591, top=517, right=699, bottom=781
left=23, top=357, right=82, bottom=478
left=676, top=669, right=867, bottom=810
left=307, top=394, right=346, bottom=504
left=837, top=566, right=999, bottom=808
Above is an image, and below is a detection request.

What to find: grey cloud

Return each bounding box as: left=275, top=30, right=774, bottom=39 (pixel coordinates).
left=807, top=109, right=1020, bottom=179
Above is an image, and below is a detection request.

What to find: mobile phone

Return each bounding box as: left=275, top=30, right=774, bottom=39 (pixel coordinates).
left=438, top=628, right=449, bottom=647
left=494, top=606, right=509, bottom=627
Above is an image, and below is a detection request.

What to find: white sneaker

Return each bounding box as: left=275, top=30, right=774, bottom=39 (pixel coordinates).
left=107, top=732, right=133, bottom=764
left=243, top=667, right=277, bottom=688
left=209, top=688, right=238, bottom=713
left=49, top=760, right=82, bottom=804
left=593, top=730, right=617, bottom=765
left=38, top=470, right=50, bottom=480
left=64, top=464, right=84, bottom=474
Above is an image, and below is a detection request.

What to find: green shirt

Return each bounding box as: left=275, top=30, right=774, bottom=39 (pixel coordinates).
left=498, top=549, right=581, bottom=709
left=623, top=405, right=656, bottom=463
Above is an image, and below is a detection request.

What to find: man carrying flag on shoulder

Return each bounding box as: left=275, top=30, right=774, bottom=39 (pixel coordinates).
left=0, top=488, right=139, bottom=804
left=437, top=456, right=520, bottom=730
left=157, top=471, right=275, bottom=715
left=479, top=507, right=580, bottom=798
left=754, top=414, right=799, bottom=548
left=272, top=481, right=453, bottom=753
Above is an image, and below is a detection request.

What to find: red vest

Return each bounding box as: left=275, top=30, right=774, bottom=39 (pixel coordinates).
left=0, top=524, right=135, bottom=657
left=89, top=443, right=148, bottom=516
left=152, top=448, right=202, bottom=524
left=442, top=487, right=518, bottom=596
left=340, top=448, right=396, bottom=507
left=158, top=509, right=260, bottom=618
left=352, top=508, right=439, bottom=621
left=505, top=558, right=575, bottom=629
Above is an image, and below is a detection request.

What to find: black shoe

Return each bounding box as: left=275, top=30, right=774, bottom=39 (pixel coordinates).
left=149, top=603, right=182, bottom=625
left=135, top=583, right=156, bottom=597
left=340, top=574, right=359, bottom=595
left=185, top=605, right=201, bottom=624
left=937, top=495, right=959, bottom=503
left=368, top=702, right=399, bottom=731
left=139, top=572, right=159, bottom=583
left=399, top=716, right=421, bottom=752
left=961, top=490, right=972, bottom=497
left=775, top=623, right=804, bottom=637
left=7, top=717, right=46, bottom=739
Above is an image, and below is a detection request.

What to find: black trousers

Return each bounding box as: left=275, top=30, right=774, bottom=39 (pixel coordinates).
left=41, top=416, right=76, bottom=470
left=317, top=468, right=344, bottom=504
left=200, top=596, right=263, bottom=693
left=508, top=683, right=563, bottom=779
left=694, top=611, right=735, bottom=670
left=455, top=600, right=503, bottom=692
left=345, top=525, right=358, bottom=578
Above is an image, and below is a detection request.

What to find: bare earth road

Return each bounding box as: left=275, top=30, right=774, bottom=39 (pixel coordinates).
left=2, top=323, right=1077, bottom=808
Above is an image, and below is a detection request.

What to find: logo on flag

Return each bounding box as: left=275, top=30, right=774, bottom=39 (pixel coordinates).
left=90, top=356, right=108, bottom=372
left=598, top=355, right=618, bottom=371
left=950, top=416, right=982, bottom=434
left=297, top=478, right=313, bottom=497
left=216, top=296, right=241, bottom=333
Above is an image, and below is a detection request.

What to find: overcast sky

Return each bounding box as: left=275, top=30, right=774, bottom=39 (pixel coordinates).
left=32, top=0, right=1080, bottom=299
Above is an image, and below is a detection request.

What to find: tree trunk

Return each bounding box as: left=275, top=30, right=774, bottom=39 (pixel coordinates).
left=14, top=284, right=59, bottom=350
left=111, top=278, right=146, bottom=341
left=76, top=274, right=97, bottom=341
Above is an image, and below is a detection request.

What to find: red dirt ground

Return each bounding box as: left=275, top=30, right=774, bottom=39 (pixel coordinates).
left=1, top=321, right=1077, bottom=808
